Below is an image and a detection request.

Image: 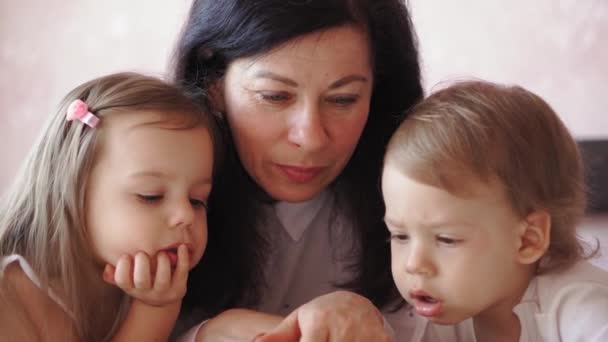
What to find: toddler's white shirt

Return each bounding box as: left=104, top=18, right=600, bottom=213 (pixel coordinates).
left=412, top=260, right=608, bottom=342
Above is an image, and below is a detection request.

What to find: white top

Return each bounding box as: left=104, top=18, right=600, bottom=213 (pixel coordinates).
left=0, top=254, right=72, bottom=318
left=412, top=260, right=608, bottom=342
left=179, top=190, right=417, bottom=341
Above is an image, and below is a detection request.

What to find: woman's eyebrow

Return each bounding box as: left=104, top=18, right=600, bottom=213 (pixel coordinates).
left=252, top=71, right=368, bottom=89
left=253, top=70, right=298, bottom=87
left=329, top=75, right=368, bottom=89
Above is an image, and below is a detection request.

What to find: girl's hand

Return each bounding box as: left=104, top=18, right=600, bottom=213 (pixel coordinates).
left=254, top=291, right=391, bottom=342
left=103, top=244, right=190, bottom=307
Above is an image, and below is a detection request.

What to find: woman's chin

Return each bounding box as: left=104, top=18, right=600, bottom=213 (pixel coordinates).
left=268, top=187, right=324, bottom=203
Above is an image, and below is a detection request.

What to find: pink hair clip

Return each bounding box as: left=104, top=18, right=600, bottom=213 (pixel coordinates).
left=66, top=99, right=100, bottom=128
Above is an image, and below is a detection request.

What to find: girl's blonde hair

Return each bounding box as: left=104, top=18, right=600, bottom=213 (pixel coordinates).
left=385, top=80, right=596, bottom=274
left=0, top=72, right=219, bottom=341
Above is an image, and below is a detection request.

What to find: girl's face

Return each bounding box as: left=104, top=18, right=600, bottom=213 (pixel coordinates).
left=85, top=111, right=213, bottom=270
left=220, top=24, right=373, bottom=202
left=382, top=162, right=529, bottom=325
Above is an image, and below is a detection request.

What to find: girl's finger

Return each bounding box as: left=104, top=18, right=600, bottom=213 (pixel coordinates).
left=102, top=264, right=116, bottom=285
left=153, top=251, right=171, bottom=291
left=114, top=255, right=134, bottom=289
left=133, top=252, right=152, bottom=289
left=173, top=244, right=190, bottom=285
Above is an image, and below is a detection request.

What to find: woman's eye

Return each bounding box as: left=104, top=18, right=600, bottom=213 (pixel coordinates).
left=327, top=95, right=359, bottom=107
left=259, top=92, right=291, bottom=103
left=190, top=198, right=208, bottom=210
left=138, top=194, right=163, bottom=203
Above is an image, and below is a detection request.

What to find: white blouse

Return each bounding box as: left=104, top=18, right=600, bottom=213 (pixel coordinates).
left=0, top=255, right=71, bottom=315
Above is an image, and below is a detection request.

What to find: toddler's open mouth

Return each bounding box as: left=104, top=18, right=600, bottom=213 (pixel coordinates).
left=410, top=290, right=443, bottom=318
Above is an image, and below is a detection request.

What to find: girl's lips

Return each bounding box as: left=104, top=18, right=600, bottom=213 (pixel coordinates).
left=277, top=164, right=324, bottom=183
left=161, top=243, right=193, bottom=267
left=165, top=249, right=178, bottom=267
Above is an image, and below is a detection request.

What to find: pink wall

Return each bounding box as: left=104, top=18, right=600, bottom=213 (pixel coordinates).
left=1, top=0, right=607, bottom=191
left=411, top=0, right=608, bottom=138
left=0, top=0, right=192, bottom=190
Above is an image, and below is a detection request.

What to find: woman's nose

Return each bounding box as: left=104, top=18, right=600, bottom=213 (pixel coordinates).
left=287, top=103, right=329, bottom=151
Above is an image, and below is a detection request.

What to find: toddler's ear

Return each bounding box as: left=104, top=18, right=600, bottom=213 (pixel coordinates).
left=516, top=210, right=551, bottom=265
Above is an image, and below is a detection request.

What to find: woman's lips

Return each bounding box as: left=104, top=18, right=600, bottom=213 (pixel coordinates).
left=277, top=164, right=324, bottom=183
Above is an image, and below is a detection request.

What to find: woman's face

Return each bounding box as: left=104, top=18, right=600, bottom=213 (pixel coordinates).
left=221, top=25, right=373, bottom=202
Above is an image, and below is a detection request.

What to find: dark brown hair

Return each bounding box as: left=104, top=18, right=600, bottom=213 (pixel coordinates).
left=173, top=0, right=423, bottom=317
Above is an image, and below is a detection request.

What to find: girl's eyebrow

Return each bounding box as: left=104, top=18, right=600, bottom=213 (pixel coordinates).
left=127, top=171, right=212, bottom=185
left=383, top=216, right=406, bottom=230
left=127, top=171, right=165, bottom=179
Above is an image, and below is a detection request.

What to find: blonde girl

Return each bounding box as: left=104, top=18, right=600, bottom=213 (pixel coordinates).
left=382, top=80, right=608, bottom=341
left=0, top=72, right=218, bottom=341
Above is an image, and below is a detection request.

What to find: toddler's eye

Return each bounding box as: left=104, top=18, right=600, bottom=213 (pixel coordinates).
left=138, top=194, right=163, bottom=203
left=437, top=236, right=462, bottom=245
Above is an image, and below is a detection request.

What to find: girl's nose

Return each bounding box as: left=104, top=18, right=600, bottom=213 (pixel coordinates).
left=169, top=199, right=195, bottom=229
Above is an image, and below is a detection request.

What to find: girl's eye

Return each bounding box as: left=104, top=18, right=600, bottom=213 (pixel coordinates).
left=190, top=198, right=208, bottom=210
left=259, top=92, right=291, bottom=103
left=138, top=194, right=163, bottom=203
left=437, top=236, right=462, bottom=246
left=327, top=95, right=359, bottom=107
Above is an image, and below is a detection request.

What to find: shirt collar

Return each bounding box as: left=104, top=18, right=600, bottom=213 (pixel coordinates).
left=273, top=190, right=329, bottom=241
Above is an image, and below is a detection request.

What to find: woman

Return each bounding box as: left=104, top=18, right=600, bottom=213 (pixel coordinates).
left=172, top=0, right=423, bottom=340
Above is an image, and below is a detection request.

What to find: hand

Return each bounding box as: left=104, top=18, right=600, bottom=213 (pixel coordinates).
left=193, top=309, right=283, bottom=342
left=103, top=244, right=189, bottom=307
left=254, top=291, right=391, bottom=342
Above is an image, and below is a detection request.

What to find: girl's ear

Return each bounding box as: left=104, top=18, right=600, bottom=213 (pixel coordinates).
left=516, top=210, right=551, bottom=265
left=209, top=79, right=226, bottom=113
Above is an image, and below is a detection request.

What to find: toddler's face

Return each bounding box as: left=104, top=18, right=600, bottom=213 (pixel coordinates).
left=382, top=162, right=527, bottom=324
left=85, top=111, right=213, bottom=271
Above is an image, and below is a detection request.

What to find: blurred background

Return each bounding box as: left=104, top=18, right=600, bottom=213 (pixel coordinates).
left=1, top=0, right=607, bottom=266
